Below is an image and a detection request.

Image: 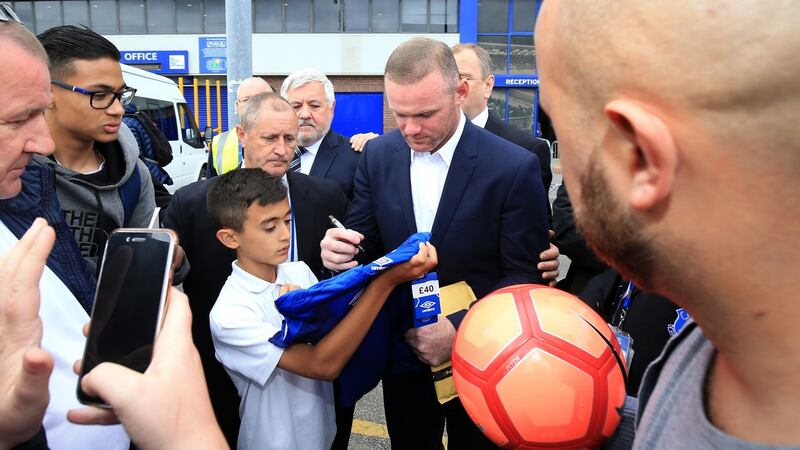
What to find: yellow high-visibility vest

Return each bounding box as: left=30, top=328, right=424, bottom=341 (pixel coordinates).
left=211, top=130, right=243, bottom=175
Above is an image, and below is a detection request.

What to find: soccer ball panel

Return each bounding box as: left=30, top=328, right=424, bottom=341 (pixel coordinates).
left=495, top=348, right=593, bottom=443
left=457, top=292, right=524, bottom=372
left=530, top=289, right=614, bottom=360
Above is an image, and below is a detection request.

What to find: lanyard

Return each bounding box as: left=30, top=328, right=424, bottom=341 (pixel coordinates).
left=287, top=193, right=297, bottom=263
left=613, top=281, right=635, bottom=328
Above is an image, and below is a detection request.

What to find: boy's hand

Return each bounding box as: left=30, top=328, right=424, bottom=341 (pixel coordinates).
left=382, top=242, right=438, bottom=285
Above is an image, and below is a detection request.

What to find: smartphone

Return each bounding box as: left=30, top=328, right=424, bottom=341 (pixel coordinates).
left=77, top=228, right=177, bottom=406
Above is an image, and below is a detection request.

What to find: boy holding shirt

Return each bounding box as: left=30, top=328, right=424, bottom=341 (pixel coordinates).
left=208, top=168, right=437, bottom=450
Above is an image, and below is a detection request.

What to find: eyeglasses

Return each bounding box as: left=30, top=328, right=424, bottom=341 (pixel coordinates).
left=0, top=2, right=22, bottom=23
left=51, top=80, right=137, bottom=109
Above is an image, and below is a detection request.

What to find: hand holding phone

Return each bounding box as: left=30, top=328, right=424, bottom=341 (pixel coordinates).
left=77, top=229, right=177, bottom=406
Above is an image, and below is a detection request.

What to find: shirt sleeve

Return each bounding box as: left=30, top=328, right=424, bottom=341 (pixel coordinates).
left=210, top=296, right=285, bottom=388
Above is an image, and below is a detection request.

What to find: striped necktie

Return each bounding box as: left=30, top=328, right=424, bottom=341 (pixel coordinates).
left=290, top=146, right=306, bottom=173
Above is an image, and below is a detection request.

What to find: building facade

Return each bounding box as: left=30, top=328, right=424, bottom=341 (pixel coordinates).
left=13, top=0, right=543, bottom=137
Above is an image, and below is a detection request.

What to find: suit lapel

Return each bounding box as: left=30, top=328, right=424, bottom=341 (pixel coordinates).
left=390, top=142, right=417, bottom=235
left=308, top=131, right=336, bottom=178
left=430, top=123, right=478, bottom=243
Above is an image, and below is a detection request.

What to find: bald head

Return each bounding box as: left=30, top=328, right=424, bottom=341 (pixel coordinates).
left=538, top=0, right=800, bottom=172
left=235, top=77, right=274, bottom=116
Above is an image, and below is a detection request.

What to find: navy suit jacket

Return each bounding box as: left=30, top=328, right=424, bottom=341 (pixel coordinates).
left=309, top=129, right=362, bottom=200
left=484, top=111, right=553, bottom=199
left=343, top=119, right=550, bottom=376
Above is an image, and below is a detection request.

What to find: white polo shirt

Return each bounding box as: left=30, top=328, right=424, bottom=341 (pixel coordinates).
left=209, top=260, right=335, bottom=450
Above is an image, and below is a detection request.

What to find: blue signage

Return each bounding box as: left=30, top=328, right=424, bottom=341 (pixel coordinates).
left=199, top=37, right=227, bottom=74
left=120, top=50, right=188, bottom=75
left=494, top=74, right=539, bottom=88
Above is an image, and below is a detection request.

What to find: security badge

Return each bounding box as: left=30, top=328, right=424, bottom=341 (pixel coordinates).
left=412, top=272, right=441, bottom=328
left=610, top=326, right=634, bottom=371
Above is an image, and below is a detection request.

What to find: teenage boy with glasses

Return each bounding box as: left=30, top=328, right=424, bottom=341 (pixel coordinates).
left=34, top=25, right=158, bottom=276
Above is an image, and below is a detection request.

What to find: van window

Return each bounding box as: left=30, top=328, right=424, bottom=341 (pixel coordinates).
left=178, top=103, right=205, bottom=149
left=131, top=97, right=179, bottom=141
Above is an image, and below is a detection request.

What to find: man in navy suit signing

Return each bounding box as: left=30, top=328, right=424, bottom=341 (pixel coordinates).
left=321, top=37, right=550, bottom=450
left=281, top=69, right=362, bottom=200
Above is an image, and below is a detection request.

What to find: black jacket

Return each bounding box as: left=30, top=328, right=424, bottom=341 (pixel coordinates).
left=484, top=111, right=552, bottom=203
left=162, top=171, right=348, bottom=446
left=308, top=129, right=362, bottom=200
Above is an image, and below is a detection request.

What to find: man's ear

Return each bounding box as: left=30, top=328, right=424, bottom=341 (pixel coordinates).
left=455, top=78, right=469, bottom=107
left=216, top=228, right=240, bottom=250
left=604, top=100, right=679, bottom=211
left=236, top=125, right=246, bottom=147
left=483, top=74, right=495, bottom=102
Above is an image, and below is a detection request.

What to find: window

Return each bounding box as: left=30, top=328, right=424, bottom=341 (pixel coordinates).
left=343, top=0, right=368, bottom=32
left=119, top=0, right=146, bottom=34
left=133, top=97, right=179, bottom=141
left=401, top=0, right=426, bottom=32
left=254, top=0, right=282, bottom=32
left=10, top=2, right=33, bottom=27
left=176, top=1, right=202, bottom=33
left=33, top=1, right=61, bottom=33
left=63, top=1, right=90, bottom=27
left=314, top=0, right=340, bottom=32
left=510, top=34, right=534, bottom=74
left=474, top=0, right=543, bottom=135
left=371, top=0, right=399, bottom=32
left=145, top=1, right=173, bottom=33
left=285, top=0, right=311, bottom=32
left=203, top=0, right=225, bottom=33
left=178, top=103, right=205, bottom=148
left=430, top=0, right=457, bottom=33
left=477, top=0, right=508, bottom=33
left=478, top=35, right=508, bottom=72
left=89, top=1, right=118, bottom=34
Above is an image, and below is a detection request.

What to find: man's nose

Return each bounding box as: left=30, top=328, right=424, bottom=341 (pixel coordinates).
left=107, top=97, right=125, bottom=116
left=26, top=113, right=55, bottom=156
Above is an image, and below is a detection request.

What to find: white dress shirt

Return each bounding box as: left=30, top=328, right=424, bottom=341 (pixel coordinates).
left=409, top=112, right=467, bottom=232
left=471, top=106, right=490, bottom=129
left=299, top=138, right=323, bottom=175
left=210, top=261, right=334, bottom=450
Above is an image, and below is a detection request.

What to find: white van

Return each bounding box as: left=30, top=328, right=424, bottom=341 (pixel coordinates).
left=121, top=64, right=207, bottom=192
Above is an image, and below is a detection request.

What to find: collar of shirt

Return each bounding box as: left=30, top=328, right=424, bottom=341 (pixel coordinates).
left=304, top=137, right=323, bottom=156
left=471, top=107, right=490, bottom=129
left=410, top=111, right=466, bottom=167
left=230, top=260, right=293, bottom=294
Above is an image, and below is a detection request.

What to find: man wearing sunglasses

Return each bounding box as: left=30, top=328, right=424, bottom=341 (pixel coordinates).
left=33, top=25, right=156, bottom=276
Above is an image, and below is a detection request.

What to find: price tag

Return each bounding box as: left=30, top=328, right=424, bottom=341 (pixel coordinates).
left=412, top=272, right=441, bottom=328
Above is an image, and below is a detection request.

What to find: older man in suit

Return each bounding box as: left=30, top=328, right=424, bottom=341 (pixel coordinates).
left=281, top=69, right=362, bottom=200
left=452, top=44, right=552, bottom=202
left=163, top=93, right=348, bottom=446
left=321, top=37, right=550, bottom=450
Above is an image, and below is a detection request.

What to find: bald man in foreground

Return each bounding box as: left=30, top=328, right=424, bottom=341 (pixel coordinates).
left=536, top=1, right=800, bottom=448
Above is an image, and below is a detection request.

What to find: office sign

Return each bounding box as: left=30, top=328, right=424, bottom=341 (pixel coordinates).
left=120, top=50, right=188, bottom=74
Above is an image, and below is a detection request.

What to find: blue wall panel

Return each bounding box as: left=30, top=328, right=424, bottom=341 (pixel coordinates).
left=331, top=92, right=384, bottom=138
